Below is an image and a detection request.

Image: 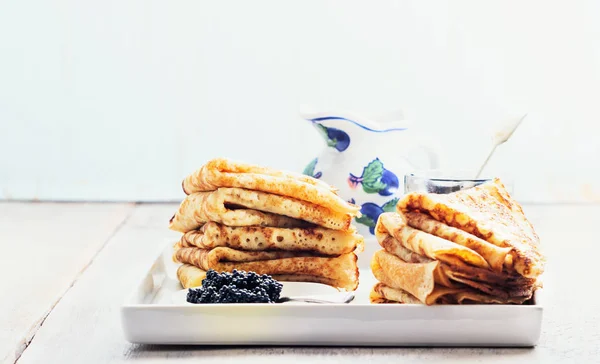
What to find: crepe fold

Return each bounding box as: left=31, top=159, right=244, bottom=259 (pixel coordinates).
left=370, top=249, right=438, bottom=303
left=375, top=212, right=490, bottom=269
left=179, top=222, right=363, bottom=256
left=397, top=178, right=545, bottom=278
left=370, top=250, right=532, bottom=305
left=169, top=187, right=355, bottom=233
left=174, top=246, right=359, bottom=291
left=374, top=230, right=535, bottom=299
left=177, top=264, right=207, bottom=289
left=402, top=211, right=512, bottom=272
left=181, top=158, right=360, bottom=215
left=369, top=283, right=529, bottom=305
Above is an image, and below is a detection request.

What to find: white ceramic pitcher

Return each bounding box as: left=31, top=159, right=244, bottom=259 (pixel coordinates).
left=299, top=109, right=441, bottom=237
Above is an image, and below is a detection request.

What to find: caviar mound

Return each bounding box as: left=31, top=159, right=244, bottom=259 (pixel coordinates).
left=186, top=269, right=283, bottom=304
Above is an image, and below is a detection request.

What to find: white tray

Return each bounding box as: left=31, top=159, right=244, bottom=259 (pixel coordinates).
left=121, top=244, right=543, bottom=347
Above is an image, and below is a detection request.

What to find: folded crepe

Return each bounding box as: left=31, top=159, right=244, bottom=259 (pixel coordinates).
left=403, top=211, right=512, bottom=272
left=371, top=249, right=532, bottom=304
left=370, top=249, right=437, bottom=303
left=369, top=283, right=529, bottom=305
left=181, top=158, right=360, bottom=215
left=174, top=246, right=359, bottom=291
left=369, top=283, right=400, bottom=304
left=375, top=212, right=490, bottom=269
left=180, top=222, right=364, bottom=256
left=169, top=187, right=354, bottom=233
left=177, top=264, right=207, bottom=289
left=376, top=232, right=534, bottom=292
left=398, top=178, right=545, bottom=278
left=438, top=266, right=535, bottom=298
left=379, top=230, right=536, bottom=288
left=177, top=263, right=345, bottom=289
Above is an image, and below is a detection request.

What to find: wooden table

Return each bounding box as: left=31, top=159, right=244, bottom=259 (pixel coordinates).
left=2, top=202, right=599, bottom=364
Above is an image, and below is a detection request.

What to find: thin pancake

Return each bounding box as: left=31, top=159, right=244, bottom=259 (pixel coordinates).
left=376, top=232, right=530, bottom=285
left=441, top=268, right=534, bottom=298
left=377, top=234, right=432, bottom=264
left=174, top=246, right=359, bottom=291
left=376, top=212, right=489, bottom=269
left=370, top=249, right=438, bottom=303
left=169, top=188, right=353, bottom=233
left=377, top=230, right=533, bottom=286
left=440, top=262, right=535, bottom=287
left=371, top=283, right=530, bottom=305
left=376, top=234, right=535, bottom=298
left=398, top=178, right=545, bottom=278
left=180, top=222, right=364, bottom=256
left=403, top=211, right=512, bottom=272
left=375, top=235, right=458, bottom=289
left=177, top=264, right=207, bottom=289
left=176, top=264, right=342, bottom=290
left=370, top=283, right=422, bottom=304
left=181, top=158, right=359, bottom=214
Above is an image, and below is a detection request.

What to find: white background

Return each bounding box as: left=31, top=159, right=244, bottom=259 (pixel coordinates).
left=1, top=0, right=598, bottom=203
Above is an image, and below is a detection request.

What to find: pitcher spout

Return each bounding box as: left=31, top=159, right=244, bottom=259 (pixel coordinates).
left=301, top=109, right=409, bottom=154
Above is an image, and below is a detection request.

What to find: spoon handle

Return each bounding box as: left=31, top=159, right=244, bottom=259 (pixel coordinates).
left=474, top=144, right=498, bottom=180
left=277, top=292, right=355, bottom=304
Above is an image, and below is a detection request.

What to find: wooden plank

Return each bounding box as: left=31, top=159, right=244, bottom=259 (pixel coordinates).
left=0, top=202, right=133, bottom=364
left=14, top=204, right=600, bottom=363
left=13, top=204, right=182, bottom=364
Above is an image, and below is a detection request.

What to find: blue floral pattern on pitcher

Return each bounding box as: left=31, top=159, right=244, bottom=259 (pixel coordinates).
left=349, top=197, right=399, bottom=235
left=315, top=124, right=351, bottom=152
left=299, top=109, right=441, bottom=238
left=302, top=157, right=322, bottom=179
left=348, top=158, right=399, bottom=196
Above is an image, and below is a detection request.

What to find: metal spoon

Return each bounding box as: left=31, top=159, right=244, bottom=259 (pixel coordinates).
left=276, top=292, right=355, bottom=304
left=474, top=113, right=528, bottom=179
left=175, top=289, right=355, bottom=304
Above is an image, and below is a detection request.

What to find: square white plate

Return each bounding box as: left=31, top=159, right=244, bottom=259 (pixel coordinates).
left=121, top=244, right=543, bottom=347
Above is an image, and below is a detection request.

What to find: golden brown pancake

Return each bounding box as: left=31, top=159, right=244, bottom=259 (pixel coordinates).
left=371, top=249, right=533, bottom=303
left=375, top=212, right=489, bottom=269
left=370, top=249, right=438, bottom=303
left=176, top=264, right=343, bottom=290
left=375, top=231, right=536, bottom=296
left=377, top=234, right=432, bottom=264
left=181, top=158, right=359, bottom=214
left=376, top=229, right=533, bottom=286
left=403, top=211, right=512, bottom=272
left=397, top=178, right=545, bottom=278
left=439, top=267, right=534, bottom=298
left=180, top=222, right=363, bottom=256
left=177, top=264, right=207, bottom=289
left=169, top=188, right=354, bottom=233
left=370, top=283, right=421, bottom=304
left=370, top=282, right=530, bottom=305
left=174, top=246, right=359, bottom=291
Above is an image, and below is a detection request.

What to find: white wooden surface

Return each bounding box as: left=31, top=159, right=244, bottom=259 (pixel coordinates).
left=1, top=0, right=600, bottom=204
left=0, top=202, right=134, bottom=364
left=2, top=203, right=597, bottom=363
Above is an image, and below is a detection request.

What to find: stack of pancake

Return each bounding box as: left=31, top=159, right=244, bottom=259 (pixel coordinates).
left=169, top=158, right=363, bottom=291
left=370, top=178, right=545, bottom=305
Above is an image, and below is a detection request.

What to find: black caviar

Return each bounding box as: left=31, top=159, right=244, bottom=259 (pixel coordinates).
left=186, top=269, right=283, bottom=304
